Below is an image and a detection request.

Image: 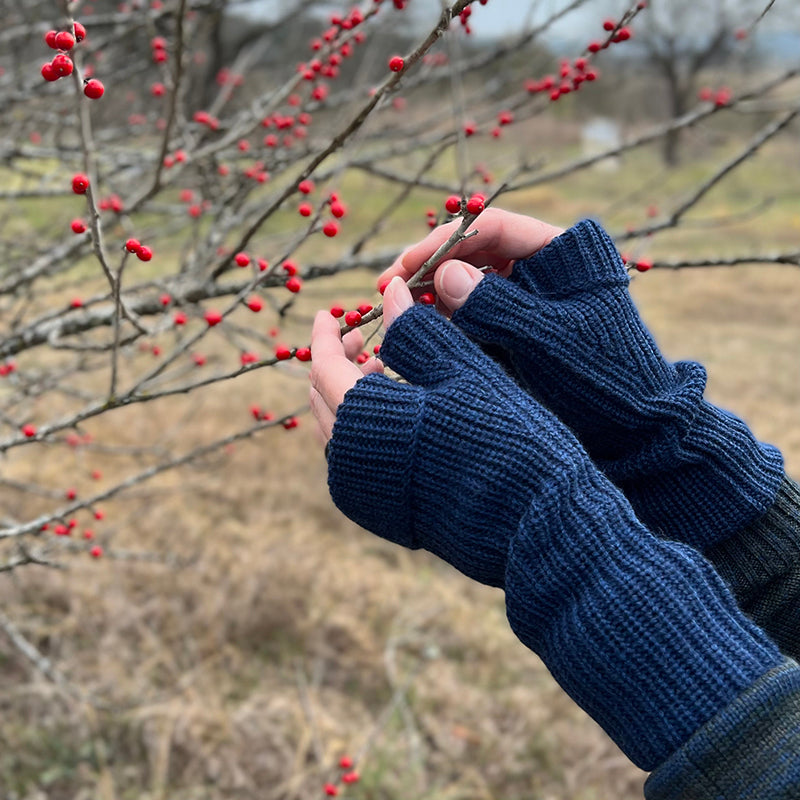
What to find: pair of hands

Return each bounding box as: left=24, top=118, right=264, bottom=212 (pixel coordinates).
left=309, top=209, right=563, bottom=443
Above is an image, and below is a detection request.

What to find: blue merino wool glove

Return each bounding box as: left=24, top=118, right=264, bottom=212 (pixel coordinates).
left=327, top=304, right=782, bottom=770
left=450, top=219, right=784, bottom=552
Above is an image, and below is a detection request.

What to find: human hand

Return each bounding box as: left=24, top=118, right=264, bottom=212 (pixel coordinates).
left=309, top=275, right=419, bottom=444
left=383, top=212, right=783, bottom=552
left=378, top=207, right=563, bottom=311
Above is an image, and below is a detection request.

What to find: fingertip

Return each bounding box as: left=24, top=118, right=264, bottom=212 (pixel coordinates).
left=383, top=276, right=414, bottom=330
left=360, top=357, right=384, bottom=376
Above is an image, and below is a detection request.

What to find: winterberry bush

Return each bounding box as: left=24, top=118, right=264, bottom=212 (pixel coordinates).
left=1, top=0, right=799, bottom=796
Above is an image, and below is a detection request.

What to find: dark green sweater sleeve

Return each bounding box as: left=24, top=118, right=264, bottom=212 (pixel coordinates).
left=707, top=475, right=800, bottom=660
left=644, top=658, right=800, bottom=800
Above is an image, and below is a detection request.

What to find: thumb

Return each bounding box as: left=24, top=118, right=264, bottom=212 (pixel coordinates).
left=382, top=275, right=414, bottom=329
left=435, top=260, right=485, bottom=313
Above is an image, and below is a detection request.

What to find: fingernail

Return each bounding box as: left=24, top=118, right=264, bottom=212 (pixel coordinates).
left=440, top=262, right=479, bottom=305
left=384, top=276, right=413, bottom=329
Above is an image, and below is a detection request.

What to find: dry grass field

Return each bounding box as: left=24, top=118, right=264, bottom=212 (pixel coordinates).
left=1, top=117, right=799, bottom=800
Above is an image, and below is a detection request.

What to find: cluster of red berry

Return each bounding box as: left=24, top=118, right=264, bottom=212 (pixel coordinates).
left=329, top=301, right=374, bottom=328
left=125, top=237, right=154, bottom=262
left=38, top=470, right=107, bottom=559
left=42, top=21, right=105, bottom=100
left=698, top=86, right=733, bottom=107
left=444, top=193, right=486, bottom=216
left=323, top=755, right=360, bottom=796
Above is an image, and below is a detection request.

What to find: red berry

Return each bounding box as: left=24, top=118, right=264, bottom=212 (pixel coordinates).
left=498, top=109, right=514, bottom=126
left=71, top=219, right=87, bottom=234
left=136, top=246, right=153, bottom=262
left=83, top=529, right=95, bottom=539
left=125, top=238, right=141, bottom=253
left=342, top=772, right=360, bottom=784
left=298, top=179, right=314, bottom=194
left=41, top=62, right=59, bottom=81
left=322, top=221, right=339, bottom=237
left=83, top=79, right=105, bottom=99
left=234, top=252, right=250, bottom=267
left=66, top=488, right=77, bottom=500
left=90, top=545, right=103, bottom=558
left=356, top=352, right=369, bottom=364
left=193, top=353, right=206, bottom=366
left=465, top=194, right=485, bottom=215
left=357, top=303, right=373, bottom=315
left=45, top=30, right=59, bottom=49
left=295, top=347, right=311, bottom=362
left=70, top=298, right=83, bottom=308
left=339, top=755, right=354, bottom=769
left=282, top=260, right=298, bottom=276
left=419, top=292, right=435, bottom=305
left=330, top=200, right=346, bottom=218
left=285, top=277, right=302, bottom=293
left=298, top=202, right=313, bottom=217
left=173, top=311, right=187, bottom=325
left=21, top=424, right=37, bottom=438
left=204, top=309, right=223, bottom=326
left=275, top=345, right=292, bottom=360
left=72, top=173, right=90, bottom=194
left=73, top=21, right=87, bottom=42
left=714, top=87, right=732, bottom=107
left=55, top=31, right=76, bottom=50
left=246, top=296, right=263, bottom=312
left=51, top=53, right=73, bottom=77
left=388, top=55, right=405, bottom=72
left=635, top=259, right=653, bottom=272
left=330, top=305, right=344, bottom=318
left=94, top=509, right=105, bottom=520
left=445, top=195, right=462, bottom=214
left=324, top=784, right=339, bottom=796
left=282, top=417, right=299, bottom=430
left=614, top=27, right=631, bottom=42
left=344, top=310, right=362, bottom=326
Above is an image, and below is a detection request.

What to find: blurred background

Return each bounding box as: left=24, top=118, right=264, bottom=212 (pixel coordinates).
left=1, top=1, right=799, bottom=798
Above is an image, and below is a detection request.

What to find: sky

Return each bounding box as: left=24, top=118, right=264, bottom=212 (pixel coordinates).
left=234, top=0, right=609, bottom=43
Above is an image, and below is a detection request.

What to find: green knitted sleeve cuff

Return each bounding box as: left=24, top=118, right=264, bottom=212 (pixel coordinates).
left=644, top=658, right=800, bottom=800
left=706, top=475, right=800, bottom=659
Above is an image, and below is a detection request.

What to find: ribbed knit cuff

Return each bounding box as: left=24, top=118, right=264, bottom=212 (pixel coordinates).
left=328, top=374, right=422, bottom=549
left=644, top=659, right=800, bottom=800
left=510, top=218, right=629, bottom=298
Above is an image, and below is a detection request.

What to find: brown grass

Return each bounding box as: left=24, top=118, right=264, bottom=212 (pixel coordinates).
left=1, top=120, right=799, bottom=800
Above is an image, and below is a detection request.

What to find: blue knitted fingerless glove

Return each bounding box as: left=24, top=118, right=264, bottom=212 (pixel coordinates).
left=451, top=219, right=784, bottom=552
left=327, top=304, right=589, bottom=588
left=327, top=304, right=782, bottom=770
